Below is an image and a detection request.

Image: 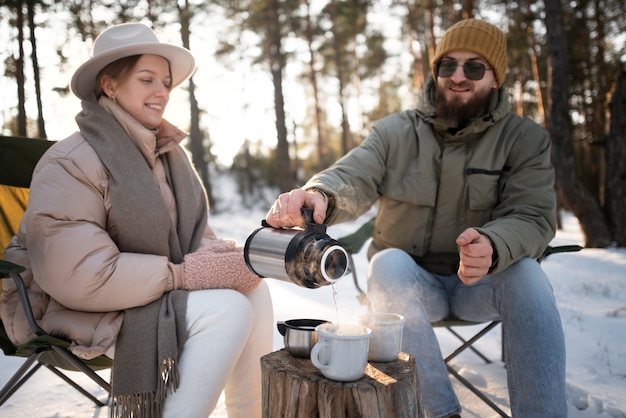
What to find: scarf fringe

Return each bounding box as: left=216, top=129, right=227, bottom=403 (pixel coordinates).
left=158, top=357, right=180, bottom=399
left=110, top=393, right=160, bottom=418
left=111, top=357, right=179, bottom=418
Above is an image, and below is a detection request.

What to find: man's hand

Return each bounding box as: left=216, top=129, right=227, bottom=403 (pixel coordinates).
left=456, top=228, right=495, bottom=285
left=264, top=188, right=328, bottom=228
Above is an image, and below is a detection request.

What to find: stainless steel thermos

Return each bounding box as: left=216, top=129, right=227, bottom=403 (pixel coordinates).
left=244, top=209, right=349, bottom=288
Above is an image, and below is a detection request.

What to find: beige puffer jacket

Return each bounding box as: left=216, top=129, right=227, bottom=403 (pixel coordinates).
left=1, top=98, right=214, bottom=359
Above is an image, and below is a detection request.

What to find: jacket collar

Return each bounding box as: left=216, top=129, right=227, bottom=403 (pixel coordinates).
left=416, top=76, right=511, bottom=139
left=98, top=97, right=188, bottom=168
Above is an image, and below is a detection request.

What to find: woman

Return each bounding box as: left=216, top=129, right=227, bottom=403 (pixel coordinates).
left=0, top=22, right=273, bottom=418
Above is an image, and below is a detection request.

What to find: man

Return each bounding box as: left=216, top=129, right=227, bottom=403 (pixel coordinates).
left=266, top=19, right=566, bottom=417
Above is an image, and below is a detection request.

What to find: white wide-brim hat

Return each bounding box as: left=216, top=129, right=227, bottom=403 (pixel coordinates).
left=70, top=22, right=196, bottom=100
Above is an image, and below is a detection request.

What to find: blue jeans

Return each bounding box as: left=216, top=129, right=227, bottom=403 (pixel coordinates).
left=367, top=249, right=567, bottom=418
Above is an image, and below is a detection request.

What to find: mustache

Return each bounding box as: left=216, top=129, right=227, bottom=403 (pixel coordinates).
left=444, top=80, right=473, bottom=90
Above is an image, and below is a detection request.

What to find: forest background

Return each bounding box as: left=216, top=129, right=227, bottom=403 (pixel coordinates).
left=1, top=0, right=626, bottom=250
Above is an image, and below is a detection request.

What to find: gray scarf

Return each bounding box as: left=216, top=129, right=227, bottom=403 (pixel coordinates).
left=75, top=97, right=207, bottom=417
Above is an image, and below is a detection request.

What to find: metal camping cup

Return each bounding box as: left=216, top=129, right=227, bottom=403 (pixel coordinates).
left=244, top=208, right=349, bottom=288
left=277, top=319, right=329, bottom=358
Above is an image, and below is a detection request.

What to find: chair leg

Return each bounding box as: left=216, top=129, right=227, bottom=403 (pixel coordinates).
left=444, top=321, right=501, bottom=363
left=44, top=365, right=108, bottom=407
left=348, top=254, right=371, bottom=306
left=49, top=345, right=111, bottom=393
left=446, top=326, right=493, bottom=363
left=446, top=364, right=511, bottom=418
left=0, top=347, right=111, bottom=407
left=501, top=324, right=506, bottom=363
left=0, top=352, right=44, bottom=406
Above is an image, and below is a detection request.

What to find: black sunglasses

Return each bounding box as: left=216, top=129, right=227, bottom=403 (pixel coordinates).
left=435, top=58, right=492, bottom=81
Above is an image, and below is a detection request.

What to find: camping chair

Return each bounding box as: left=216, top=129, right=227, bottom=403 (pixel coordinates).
left=338, top=217, right=581, bottom=418
left=0, top=135, right=112, bottom=407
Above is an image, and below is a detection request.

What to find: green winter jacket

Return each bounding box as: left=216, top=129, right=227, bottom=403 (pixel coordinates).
left=304, top=77, right=556, bottom=275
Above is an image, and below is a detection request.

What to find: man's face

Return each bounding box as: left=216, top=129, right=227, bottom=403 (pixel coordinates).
left=434, top=51, right=498, bottom=127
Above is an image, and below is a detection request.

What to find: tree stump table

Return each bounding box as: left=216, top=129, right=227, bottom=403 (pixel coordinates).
left=261, top=349, right=424, bottom=418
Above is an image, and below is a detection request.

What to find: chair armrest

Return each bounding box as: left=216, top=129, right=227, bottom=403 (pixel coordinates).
left=0, top=260, right=26, bottom=276
left=538, top=244, right=583, bottom=263
left=0, top=260, right=46, bottom=336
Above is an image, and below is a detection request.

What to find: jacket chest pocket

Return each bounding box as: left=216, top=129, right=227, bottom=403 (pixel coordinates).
left=467, top=172, right=500, bottom=210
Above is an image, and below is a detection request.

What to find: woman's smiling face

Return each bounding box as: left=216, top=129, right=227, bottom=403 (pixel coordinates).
left=102, top=54, right=172, bottom=130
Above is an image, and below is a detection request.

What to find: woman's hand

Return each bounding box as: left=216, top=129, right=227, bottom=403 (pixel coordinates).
left=177, top=240, right=262, bottom=294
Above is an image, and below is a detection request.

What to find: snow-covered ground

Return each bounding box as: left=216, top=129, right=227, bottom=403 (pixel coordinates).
left=1, top=179, right=625, bottom=417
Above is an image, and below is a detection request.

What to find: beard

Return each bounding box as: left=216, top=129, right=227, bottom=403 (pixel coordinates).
left=434, top=80, right=494, bottom=128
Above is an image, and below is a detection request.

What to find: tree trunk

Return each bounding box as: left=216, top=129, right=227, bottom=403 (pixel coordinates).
left=177, top=1, right=213, bottom=204
left=303, top=0, right=329, bottom=170
left=15, top=4, right=27, bottom=137
left=590, top=0, right=608, bottom=144
left=27, top=0, right=46, bottom=139
left=329, top=0, right=354, bottom=155
left=543, top=0, right=611, bottom=247
left=605, top=71, right=626, bottom=246
left=261, top=350, right=424, bottom=418
left=266, top=0, right=294, bottom=192
left=461, top=0, right=473, bottom=19
left=525, top=0, right=545, bottom=126
left=426, top=0, right=435, bottom=75
left=404, top=1, right=430, bottom=93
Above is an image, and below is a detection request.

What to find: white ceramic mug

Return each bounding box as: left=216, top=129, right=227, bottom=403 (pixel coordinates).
left=356, top=312, right=405, bottom=362
left=310, top=323, right=371, bottom=382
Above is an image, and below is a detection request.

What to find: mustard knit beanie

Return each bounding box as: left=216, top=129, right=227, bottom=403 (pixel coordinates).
left=432, top=19, right=508, bottom=88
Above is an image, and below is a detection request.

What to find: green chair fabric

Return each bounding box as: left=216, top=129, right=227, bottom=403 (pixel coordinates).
left=0, top=136, right=54, bottom=188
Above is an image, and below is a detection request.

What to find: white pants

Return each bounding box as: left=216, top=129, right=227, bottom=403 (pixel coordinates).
left=161, top=282, right=273, bottom=417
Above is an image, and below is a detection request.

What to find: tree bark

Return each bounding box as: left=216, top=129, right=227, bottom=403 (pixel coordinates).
left=15, top=4, right=27, bottom=137
left=261, top=349, right=424, bottom=418
left=605, top=71, right=626, bottom=246
left=303, top=0, right=329, bottom=170
left=27, top=0, right=46, bottom=139
left=329, top=0, right=354, bottom=155
left=266, top=0, right=294, bottom=192
left=543, top=0, right=611, bottom=247
left=525, top=0, right=545, bottom=126
left=176, top=1, right=213, bottom=204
